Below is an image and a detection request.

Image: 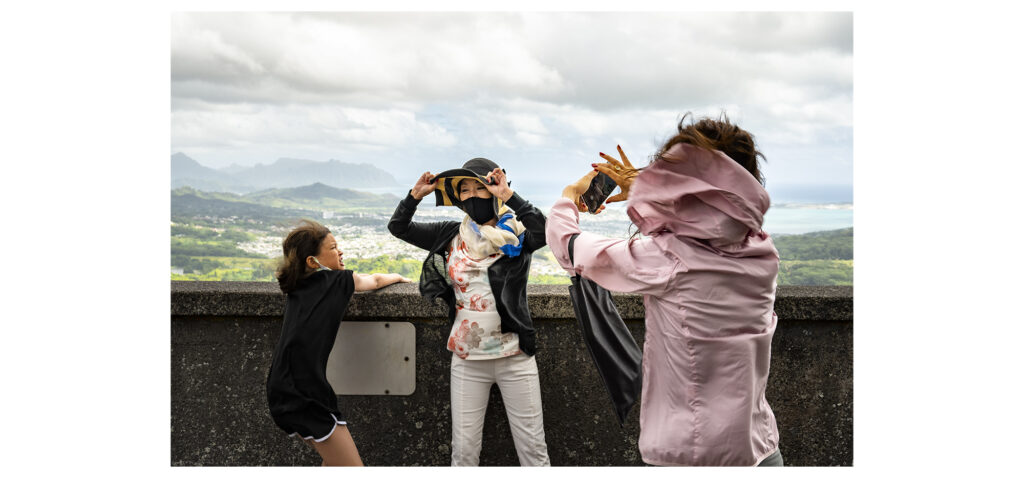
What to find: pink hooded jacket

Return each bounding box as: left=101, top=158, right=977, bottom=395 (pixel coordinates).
left=546, top=143, right=780, bottom=466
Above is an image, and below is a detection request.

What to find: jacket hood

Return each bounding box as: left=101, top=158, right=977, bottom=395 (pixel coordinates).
left=626, top=143, right=774, bottom=257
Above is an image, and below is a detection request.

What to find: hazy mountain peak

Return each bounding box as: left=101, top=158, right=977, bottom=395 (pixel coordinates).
left=172, top=153, right=226, bottom=183
left=171, top=153, right=400, bottom=193
left=219, top=163, right=248, bottom=174
left=268, top=157, right=314, bottom=167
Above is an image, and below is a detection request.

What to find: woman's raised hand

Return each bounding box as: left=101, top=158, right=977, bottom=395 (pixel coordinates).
left=410, top=171, right=436, bottom=200
left=484, top=167, right=514, bottom=202
left=562, top=170, right=607, bottom=214
left=595, top=145, right=639, bottom=204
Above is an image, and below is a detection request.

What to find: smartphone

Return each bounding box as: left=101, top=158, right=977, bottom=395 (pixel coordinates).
left=581, top=172, right=618, bottom=213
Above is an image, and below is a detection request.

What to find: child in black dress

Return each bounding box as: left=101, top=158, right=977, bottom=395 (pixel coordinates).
left=266, top=219, right=410, bottom=466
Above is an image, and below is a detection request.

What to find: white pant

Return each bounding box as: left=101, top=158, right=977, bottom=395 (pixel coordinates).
left=450, top=353, right=550, bottom=466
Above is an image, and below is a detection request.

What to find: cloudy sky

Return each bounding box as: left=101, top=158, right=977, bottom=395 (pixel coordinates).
left=171, top=11, right=852, bottom=202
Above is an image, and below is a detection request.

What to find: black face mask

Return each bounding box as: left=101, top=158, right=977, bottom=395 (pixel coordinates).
left=462, top=197, right=496, bottom=224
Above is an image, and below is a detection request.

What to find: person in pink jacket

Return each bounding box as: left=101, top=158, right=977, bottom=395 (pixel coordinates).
left=545, top=114, right=783, bottom=466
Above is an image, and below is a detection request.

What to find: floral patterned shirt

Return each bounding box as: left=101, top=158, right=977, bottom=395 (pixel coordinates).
left=446, top=235, right=521, bottom=360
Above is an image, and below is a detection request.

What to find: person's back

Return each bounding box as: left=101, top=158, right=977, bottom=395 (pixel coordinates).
left=635, top=228, right=779, bottom=465
left=546, top=114, right=782, bottom=465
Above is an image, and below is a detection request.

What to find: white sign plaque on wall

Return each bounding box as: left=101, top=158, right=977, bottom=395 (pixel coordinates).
left=325, top=321, right=416, bottom=396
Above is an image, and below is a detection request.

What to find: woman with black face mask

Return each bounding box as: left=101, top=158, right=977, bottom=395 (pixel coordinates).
left=388, top=158, right=550, bottom=466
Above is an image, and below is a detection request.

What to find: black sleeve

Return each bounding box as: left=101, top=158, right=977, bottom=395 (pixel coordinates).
left=339, top=269, right=355, bottom=297
left=505, top=192, right=547, bottom=253
left=329, top=269, right=354, bottom=299
left=325, top=270, right=356, bottom=319
left=388, top=191, right=456, bottom=251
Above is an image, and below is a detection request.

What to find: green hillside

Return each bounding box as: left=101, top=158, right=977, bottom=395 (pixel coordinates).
left=774, top=227, right=852, bottom=285
left=244, top=183, right=399, bottom=211
left=775, top=227, right=852, bottom=260
left=778, top=260, right=852, bottom=286
left=171, top=184, right=398, bottom=219
left=170, top=194, right=854, bottom=287
left=171, top=187, right=306, bottom=220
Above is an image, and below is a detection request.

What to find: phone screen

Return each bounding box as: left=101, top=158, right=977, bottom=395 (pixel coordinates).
left=581, top=172, right=618, bottom=213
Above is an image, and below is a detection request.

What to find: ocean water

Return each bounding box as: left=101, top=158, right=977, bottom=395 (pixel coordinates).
left=763, top=203, right=853, bottom=235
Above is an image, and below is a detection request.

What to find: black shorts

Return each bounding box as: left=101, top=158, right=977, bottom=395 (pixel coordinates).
left=271, top=409, right=348, bottom=442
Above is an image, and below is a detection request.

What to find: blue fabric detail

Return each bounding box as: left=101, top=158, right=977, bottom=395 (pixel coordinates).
left=496, top=213, right=525, bottom=257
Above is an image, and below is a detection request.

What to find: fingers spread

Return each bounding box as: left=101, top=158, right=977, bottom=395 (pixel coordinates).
left=599, top=152, right=624, bottom=168
left=616, top=145, right=634, bottom=168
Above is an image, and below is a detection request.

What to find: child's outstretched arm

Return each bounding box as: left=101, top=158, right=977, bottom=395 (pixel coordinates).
left=353, top=272, right=412, bottom=292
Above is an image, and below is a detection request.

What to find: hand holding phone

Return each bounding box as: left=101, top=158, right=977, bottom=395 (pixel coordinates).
left=580, top=172, right=618, bottom=214
left=594, top=145, right=638, bottom=205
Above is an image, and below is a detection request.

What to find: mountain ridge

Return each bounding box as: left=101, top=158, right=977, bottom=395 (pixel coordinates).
left=171, top=152, right=400, bottom=193
left=171, top=183, right=400, bottom=217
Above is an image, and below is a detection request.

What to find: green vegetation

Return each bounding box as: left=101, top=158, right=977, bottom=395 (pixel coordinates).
left=172, top=188, right=308, bottom=221
left=171, top=185, right=396, bottom=218
left=171, top=224, right=263, bottom=259
left=343, top=256, right=423, bottom=281
left=771, top=227, right=853, bottom=286
left=530, top=274, right=572, bottom=285
left=170, top=255, right=423, bottom=283
left=775, top=227, right=852, bottom=260
left=778, top=260, right=853, bottom=286
left=172, top=223, right=258, bottom=242
left=171, top=237, right=263, bottom=258
left=171, top=224, right=218, bottom=240
left=171, top=255, right=853, bottom=286
left=171, top=256, right=278, bottom=281
left=171, top=256, right=227, bottom=275
left=244, top=183, right=398, bottom=211
left=170, top=192, right=854, bottom=287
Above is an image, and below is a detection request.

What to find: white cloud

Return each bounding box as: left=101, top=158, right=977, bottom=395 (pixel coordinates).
left=172, top=103, right=457, bottom=156
left=171, top=11, right=852, bottom=194
left=172, top=12, right=572, bottom=105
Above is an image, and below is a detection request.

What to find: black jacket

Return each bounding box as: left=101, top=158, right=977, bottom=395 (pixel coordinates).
left=388, top=191, right=547, bottom=356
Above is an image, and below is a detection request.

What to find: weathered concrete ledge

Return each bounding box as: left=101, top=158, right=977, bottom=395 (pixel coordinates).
left=172, top=281, right=852, bottom=466
left=171, top=281, right=852, bottom=321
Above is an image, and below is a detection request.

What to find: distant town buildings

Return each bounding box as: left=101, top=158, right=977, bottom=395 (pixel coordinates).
left=182, top=209, right=638, bottom=279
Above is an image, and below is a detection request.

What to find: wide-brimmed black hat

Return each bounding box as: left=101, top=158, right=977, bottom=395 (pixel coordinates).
left=431, top=158, right=508, bottom=218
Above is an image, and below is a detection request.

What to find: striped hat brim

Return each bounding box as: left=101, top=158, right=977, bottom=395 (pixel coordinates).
left=431, top=169, right=491, bottom=207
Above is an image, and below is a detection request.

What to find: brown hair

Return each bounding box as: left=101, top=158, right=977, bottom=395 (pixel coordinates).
left=627, top=112, right=766, bottom=241
left=276, top=219, right=331, bottom=293
left=658, top=112, right=765, bottom=185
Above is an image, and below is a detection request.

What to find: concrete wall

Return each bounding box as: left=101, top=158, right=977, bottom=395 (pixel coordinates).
left=171, top=281, right=852, bottom=466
